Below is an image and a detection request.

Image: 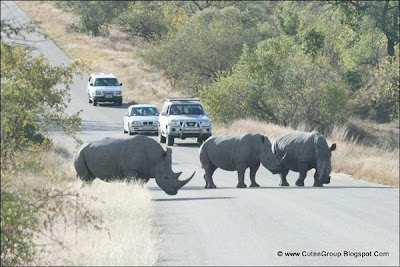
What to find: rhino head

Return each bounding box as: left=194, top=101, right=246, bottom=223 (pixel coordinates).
left=259, top=135, right=282, bottom=174
left=154, top=148, right=195, bottom=195
left=316, top=143, right=336, bottom=184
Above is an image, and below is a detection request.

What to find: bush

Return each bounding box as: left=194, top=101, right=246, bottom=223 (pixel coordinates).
left=202, top=38, right=349, bottom=131
left=1, top=40, right=84, bottom=265
left=54, top=1, right=127, bottom=36
left=352, top=56, right=400, bottom=122
left=116, top=2, right=188, bottom=42
left=1, top=189, right=37, bottom=266
left=143, top=6, right=259, bottom=95
left=1, top=41, right=83, bottom=166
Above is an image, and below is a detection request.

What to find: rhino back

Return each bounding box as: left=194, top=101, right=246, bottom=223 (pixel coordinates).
left=203, top=134, right=259, bottom=171
left=274, top=131, right=318, bottom=170
left=82, top=136, right=163, bottom=179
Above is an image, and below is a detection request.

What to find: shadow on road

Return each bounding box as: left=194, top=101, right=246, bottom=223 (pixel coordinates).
left=153, top=185, right=396, bottom=191
left=98, top=103, right=131, bottom=109
left=242, top=185, right=396, bottom=189
left=153, top=196, right=235, bottom=202
left=174, top=142, right=201, bottom=148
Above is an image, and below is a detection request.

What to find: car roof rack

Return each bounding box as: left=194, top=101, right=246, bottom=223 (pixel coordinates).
left=165, top=97, right=200, bottom=102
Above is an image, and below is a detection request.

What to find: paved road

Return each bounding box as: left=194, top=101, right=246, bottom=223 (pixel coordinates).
left=3, top=2, right=399, bottom=266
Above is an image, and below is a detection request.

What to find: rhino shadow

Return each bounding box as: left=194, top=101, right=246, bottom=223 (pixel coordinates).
left=153, top=196, right=235, bottom=201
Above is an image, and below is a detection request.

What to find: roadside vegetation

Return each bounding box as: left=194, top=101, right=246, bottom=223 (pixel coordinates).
left=1, top=17, right=161, bottom=266
left=14, top=0, right=399, bottom=184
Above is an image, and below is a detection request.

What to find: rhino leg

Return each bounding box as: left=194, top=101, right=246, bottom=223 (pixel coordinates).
left=279, top=168, right=290, bottom=186
left=295, top=163, right=308, bottom=187
left=313, top=171, right=323, bottom=187
left=236, top=163, right=247, bottom=188
left=249, top=164, right=260, bottom=187
left=204, top=165, right=217, bottom=189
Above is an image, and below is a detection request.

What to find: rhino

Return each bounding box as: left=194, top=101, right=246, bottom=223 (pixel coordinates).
left=273, top=131, right=336, bottom=187
left=73, top=135, right=195, bottom=195
left=199, top=134, right=282, bottom=188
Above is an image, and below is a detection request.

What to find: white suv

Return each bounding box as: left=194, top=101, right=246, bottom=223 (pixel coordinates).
left=158, top=98, right=212, bottom=146
left=87, top=73, right=123, bottom=106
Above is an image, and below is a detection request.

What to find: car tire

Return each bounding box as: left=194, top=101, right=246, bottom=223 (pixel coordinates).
left=128, top=124, right=134, bottom=135
left=89, top=98, right=92, bottom=104
left=123, top=122, right=127, bottom=133
left=159, top=129, right=166, bottom=143
left=118, top=99, right=122, bottom=106
left=167, top=133, right=174, bottom=146
left=93, top=99, right=97, bottom=106
left=197, top=137, right=203, bottom=144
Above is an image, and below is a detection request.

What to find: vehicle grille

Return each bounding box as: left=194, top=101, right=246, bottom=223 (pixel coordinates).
left=185, top=122, right=199, bottom=127
left=143, top=122, right=154, bottom=125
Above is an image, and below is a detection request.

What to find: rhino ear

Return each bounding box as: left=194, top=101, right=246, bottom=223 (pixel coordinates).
left=330, top=143, right=337, bottom=151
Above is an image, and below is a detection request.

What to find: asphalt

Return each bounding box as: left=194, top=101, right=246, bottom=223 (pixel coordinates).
left=2, top=2, right=399, bottom=266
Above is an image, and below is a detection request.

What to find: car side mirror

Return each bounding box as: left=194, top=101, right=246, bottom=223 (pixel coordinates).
left=89, top=83, right=93, bottom=86
left=124, top=112, right=129, bottom=116
left=161, top=112, right=166, bottom=116
left=120, top=83, right=123, bottom=86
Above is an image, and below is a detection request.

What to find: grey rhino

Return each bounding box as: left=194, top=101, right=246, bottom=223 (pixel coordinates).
left=73, top=135, right=195, bottom=195
left=273, top=130, right=336, bottom=187
left=199, top=134, right=282, bottom=188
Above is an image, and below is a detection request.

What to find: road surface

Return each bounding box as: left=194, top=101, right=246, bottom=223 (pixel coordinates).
left=2, top=2, right=399, bottom=266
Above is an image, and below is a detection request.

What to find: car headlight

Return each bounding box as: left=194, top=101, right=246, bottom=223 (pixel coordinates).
left=95, top=91, right=102, bottom=95
left=168, top=121, right=180, bottom=127
left=202, top=121, right=211, bottom=127
left=132, top=121, right=141, bottom=125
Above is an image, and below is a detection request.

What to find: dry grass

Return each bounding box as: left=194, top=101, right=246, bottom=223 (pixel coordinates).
left=8, top=146, right=162, bottom=266
left=215, top=119, right=399, bottom=187
left=15, top=1, right=177, bottom=108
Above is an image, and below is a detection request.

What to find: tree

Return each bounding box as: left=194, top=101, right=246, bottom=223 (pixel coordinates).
left=116, top=2, right=188, bottom=42
left=143, top=6, right=258, bottom=94
left=352, top=55, right=400, bottom=122
left=55, top=1, right=127, bottom=36
left=327, top=1, right=399, bottom=56
left=1, top=42, right=84, bottom=164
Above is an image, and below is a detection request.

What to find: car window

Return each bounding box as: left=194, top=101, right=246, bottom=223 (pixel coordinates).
left=169, top=104, right=204, bottom=115
left=94, top=78, right=119, bottom=86
left=131, top=107, right=159, bottom=116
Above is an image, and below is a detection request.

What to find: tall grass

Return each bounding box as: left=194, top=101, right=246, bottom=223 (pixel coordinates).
left=5, top=146, right=161, bottom=266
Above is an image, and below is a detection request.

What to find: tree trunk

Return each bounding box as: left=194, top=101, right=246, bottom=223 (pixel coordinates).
left=387, top=37, right=395, bottom=57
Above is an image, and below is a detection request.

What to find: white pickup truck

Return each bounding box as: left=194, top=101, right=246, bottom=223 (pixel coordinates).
left=158, top=98, right=212, bottom=146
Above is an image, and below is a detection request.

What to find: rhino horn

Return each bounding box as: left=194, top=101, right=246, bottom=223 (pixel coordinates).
left=280, top=152, right=288, bottom=161
left=177, top=171, right=195, bottom=189
left=173, top=171, right=183, bottom=180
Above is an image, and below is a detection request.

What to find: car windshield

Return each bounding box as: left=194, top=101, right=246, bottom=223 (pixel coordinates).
left=131, top=107, right=159, bottom=116
left=94, top=78, right=119, bottom=86
left=169, top=104, right=204, bottom=115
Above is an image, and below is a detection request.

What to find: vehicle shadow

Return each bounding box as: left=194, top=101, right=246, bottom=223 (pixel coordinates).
left=153, top=196, right=235, bottom=202
left=174, top=142, right=201, bottom=148
left=98, top=103, right=130, bottom=109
